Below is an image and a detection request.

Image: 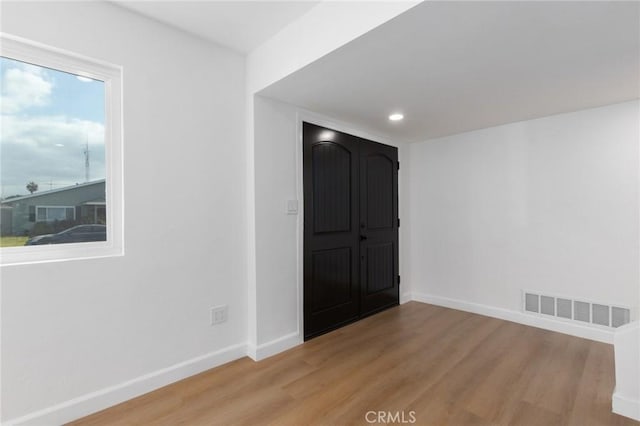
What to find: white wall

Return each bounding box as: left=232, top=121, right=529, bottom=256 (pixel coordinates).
left=408, top=101, right=639, bottom=321
left=1, top=2, right=247, bottom=423
left=253, top=96, right=300, bottom=350
left=247, top=1, right=418, bottom=94
left=244, top=1, right=418, bottom=356
left=252, top=96, right=412, bottom=356
left=4, top=1, right=633, bottom=423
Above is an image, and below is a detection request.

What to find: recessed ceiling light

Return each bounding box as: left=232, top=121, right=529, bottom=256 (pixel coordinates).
left=388, top=113, right=404, bottom=121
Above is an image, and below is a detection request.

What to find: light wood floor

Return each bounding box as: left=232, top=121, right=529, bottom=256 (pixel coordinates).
left=70, top=302, right=639, bottom=426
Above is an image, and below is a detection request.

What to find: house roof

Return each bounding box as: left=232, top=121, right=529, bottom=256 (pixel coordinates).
left=0, top=179, right=106, bottom=205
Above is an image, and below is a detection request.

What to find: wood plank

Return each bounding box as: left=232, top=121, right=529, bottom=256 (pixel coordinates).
left=69, top=302, right=639, bottom=426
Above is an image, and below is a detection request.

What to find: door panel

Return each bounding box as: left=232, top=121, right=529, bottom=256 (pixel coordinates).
left=304, top=123, right=398, bottom=339
left=311, top=247, right=353, bottom=311
left=365, top=154, right=394, bottom=230
left=304, top=123, right=360, bottom=339
left=312, top=142, right=352, bottom=233
left=365, top=243, right=395, bottom=294
left=359, top=140, right=399, bottom=316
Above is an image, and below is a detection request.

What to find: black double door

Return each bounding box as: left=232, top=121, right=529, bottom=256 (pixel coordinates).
left=303, top=122, right=399, bottom=340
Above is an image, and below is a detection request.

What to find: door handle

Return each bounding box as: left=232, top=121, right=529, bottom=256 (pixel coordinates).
left=360, top=235, right=368, bottom=241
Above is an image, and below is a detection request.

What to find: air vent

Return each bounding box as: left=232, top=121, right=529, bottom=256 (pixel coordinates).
left=574, top=301, right=590, bottom=323
left=556, top=298, right=572, bottom=319
left=523, top=291, right=633, bottom=329
left=541, top=296, right=555, bottom=316
left=592, top=304, right=610, bottom=327
left=612, top=307, right=631, bottom=328
left=525, top=293, right=539, bottom=313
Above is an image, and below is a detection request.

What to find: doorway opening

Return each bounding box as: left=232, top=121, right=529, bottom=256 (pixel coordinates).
left=303, top=122, right=399, bottom=340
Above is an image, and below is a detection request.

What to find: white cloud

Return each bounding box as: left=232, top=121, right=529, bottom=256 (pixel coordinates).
left=2, top=115, right=104, bottom=148
left=0, top=60, right=105, bottom=198
left=0, top=64, right=53, bottom=113
left=1, top=115, right=105, bottom=197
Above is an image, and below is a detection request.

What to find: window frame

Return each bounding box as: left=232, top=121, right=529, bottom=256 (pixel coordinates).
left=1, top=33, right=123, bottom=266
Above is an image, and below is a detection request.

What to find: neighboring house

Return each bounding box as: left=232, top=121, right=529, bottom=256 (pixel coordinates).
left=0, top=179, right=105, bottom=236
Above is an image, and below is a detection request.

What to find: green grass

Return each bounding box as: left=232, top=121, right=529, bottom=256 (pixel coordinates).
left=0, top=236, right=28, bottom=247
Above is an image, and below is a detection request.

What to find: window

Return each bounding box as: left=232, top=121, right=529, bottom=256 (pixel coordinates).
left=36, top=206, right=76, bottom=222
left=0, top=34, right=122, bottom=265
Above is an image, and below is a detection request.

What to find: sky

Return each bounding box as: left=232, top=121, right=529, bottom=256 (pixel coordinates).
left=0, top=56, right=106, bottom=198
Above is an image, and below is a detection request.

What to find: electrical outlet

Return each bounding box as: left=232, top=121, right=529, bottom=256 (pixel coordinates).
left=210, top=305, right=228, bottom=325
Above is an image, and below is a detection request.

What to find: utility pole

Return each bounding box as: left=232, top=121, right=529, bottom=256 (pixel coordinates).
left=84, top=135, right=90, bottom=182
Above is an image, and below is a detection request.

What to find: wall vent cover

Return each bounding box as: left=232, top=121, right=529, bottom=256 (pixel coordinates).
left=523, top=291, right=633, bottom=329
left=612, top=307, right=631, bottom=328
left=556, top=298, right=572, bottom=319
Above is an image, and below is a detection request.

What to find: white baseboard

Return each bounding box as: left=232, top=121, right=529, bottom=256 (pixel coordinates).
left=613, top=391, right=640, bottom=421
left=6, top=331, right=303, bottom=425
left=4, top=343, right=247, bottom=426
left=247, top=331, right=302, bottom=361
left=400, top=292, right=412, bottom=304
left=4, top=296, right=617, bottom=425
left=411, top=292, right=613, bottom=344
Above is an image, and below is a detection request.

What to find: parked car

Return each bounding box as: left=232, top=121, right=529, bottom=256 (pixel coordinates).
left=25, top=225, right=106, bottom=245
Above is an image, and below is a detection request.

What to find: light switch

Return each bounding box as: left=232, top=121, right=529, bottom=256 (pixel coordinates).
left=287, top=199, right=298, bottom=215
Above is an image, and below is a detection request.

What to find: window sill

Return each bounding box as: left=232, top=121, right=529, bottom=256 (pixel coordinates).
left=1, top=241, right=124, bottom=266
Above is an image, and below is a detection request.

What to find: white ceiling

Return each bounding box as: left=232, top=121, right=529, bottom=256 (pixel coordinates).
left=260, top=1, right=640, bottom=142
left=113, top=1, right=320, bottom=53
left=113, top=1, right=639, bottom=142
